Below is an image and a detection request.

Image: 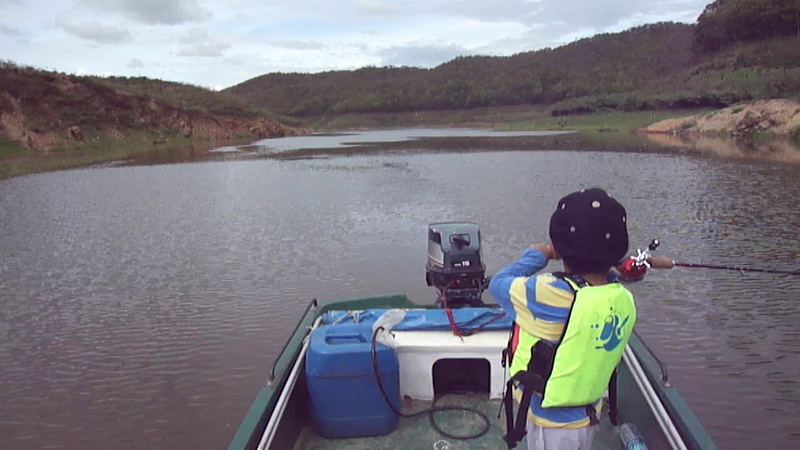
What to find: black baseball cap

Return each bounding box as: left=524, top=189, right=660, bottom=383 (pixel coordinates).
left=549, top=188, right=629, bottom=266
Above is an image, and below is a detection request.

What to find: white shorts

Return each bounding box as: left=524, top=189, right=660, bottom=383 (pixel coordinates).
left=526, top=419, right=596, bottom=450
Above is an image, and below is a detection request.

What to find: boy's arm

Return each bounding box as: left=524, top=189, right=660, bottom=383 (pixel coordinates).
left=489, top=246, right=551, bottom=317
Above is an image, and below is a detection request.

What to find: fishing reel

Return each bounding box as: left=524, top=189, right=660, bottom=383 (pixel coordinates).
left=425, top=222, right=488, bottom=308
left=618, top=239, right=660, bottom=281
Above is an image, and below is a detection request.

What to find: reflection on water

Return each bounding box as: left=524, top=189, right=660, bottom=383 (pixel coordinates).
left=250, top=128, right=570, bottom=154
left=197, top=128, right=575, bottom=161
left=643, top=132, right=800, bottom=163
left=1, top=129, right=799, bottom=449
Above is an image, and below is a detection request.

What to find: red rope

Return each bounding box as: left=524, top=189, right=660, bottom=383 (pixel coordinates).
left=441, top=281, right=464, bottom=339
left=460, top=312, right=506, bottom=337
left=441, top=280, right=506, bottom=338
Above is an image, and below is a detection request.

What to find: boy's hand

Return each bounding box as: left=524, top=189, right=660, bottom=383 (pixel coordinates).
left=529, top=243, right=559, bottom=260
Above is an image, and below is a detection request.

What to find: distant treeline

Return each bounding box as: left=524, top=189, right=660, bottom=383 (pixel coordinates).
left=694, top=0, right=800, bottom=53
left=225, top=0, right=800, bottom=117
left=227, top=23, right=697, bottom=116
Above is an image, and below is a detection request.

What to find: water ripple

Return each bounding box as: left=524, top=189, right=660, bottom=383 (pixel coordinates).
left=1, top=132, right=799, bottom=449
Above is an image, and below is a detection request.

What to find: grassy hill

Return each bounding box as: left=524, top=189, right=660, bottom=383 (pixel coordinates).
left=0, top=62, right=301, bottom=154
left=3, top=0, right=799, bottom=166
left=91, top=75, right=299, bottom=123
left=225, top=22, right=800, bottom=118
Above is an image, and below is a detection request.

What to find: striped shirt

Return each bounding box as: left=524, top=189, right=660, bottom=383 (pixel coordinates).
left=489, top=247, right=612, bottom=428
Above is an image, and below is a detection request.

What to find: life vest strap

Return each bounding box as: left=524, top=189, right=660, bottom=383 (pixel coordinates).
left=502, top=339, right=554, bottom=448
left=586, top=404, right=599, bottom=426
left=502, top=378, right=526, bottom=448
left=608, top=369, right=619, bottom=425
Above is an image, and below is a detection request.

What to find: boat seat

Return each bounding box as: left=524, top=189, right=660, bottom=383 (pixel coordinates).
left=392, top=330, right=508, bottom=400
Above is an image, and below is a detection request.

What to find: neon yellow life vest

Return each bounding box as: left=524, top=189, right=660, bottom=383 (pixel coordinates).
left=510, top=276, right=636, bottom=408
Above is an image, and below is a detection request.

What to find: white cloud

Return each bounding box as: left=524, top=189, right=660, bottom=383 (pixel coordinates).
left=175, top=27, right=230, bottom=57
left=180, top=27, right=210, bottom=44
left=0, top=0, right=711, bottom=88
left=380, top=44, right=471, bottom=68
left=354, top=0, right=397, bottom=16
left=76, top=0, right=212, bottom=25
left=55, top=14, right=131, bottom=44
left=267, top=40, right=325, bottom=51
left=178, top=41, right=231, bottom=57
left=0, top=21, right=23, bottom=36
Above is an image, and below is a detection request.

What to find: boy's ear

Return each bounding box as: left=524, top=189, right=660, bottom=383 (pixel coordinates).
left=551, top=244, right=561, bottom=261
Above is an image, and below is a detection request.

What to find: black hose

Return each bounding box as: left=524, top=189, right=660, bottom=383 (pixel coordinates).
left=370, top=327, right=491, bottom=440
left=429, top=393, right=492, bottom=440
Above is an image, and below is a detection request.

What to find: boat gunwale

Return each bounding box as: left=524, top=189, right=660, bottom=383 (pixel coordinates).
left=228, top=293, right=716, bottom=450
left=627, top=334, right=717, bottom=449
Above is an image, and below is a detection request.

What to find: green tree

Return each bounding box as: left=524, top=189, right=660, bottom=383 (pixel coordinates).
left=694, top=0, right=800, bottom=53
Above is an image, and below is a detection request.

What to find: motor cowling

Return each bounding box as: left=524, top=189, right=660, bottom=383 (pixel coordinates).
left=425, top=222, right=487, bottom=308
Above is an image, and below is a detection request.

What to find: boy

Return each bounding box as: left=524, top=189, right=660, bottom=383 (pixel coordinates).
left=489, top=188, right=635, bottom=450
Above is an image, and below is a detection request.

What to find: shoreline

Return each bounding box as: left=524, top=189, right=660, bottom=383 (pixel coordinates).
left=3, top=107, right=799, bottom=180
left=0, top=135, right=257, bottom=180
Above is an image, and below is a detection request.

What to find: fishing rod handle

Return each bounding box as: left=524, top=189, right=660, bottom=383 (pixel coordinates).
left=648, top=257, right=675, bottom=269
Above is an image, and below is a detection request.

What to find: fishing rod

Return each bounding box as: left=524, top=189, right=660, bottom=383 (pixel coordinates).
left=621, top=239, right=800, bottom=277
left=672, top=262, right=800, bottom=276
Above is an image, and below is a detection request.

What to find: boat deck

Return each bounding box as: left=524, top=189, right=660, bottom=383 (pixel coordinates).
left=294, top=394, right=623, bottom=450
left=231, top=297, right=715, bottom=450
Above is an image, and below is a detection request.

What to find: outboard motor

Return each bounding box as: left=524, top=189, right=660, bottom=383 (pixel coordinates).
left=426, top=222, right=488, bottom=308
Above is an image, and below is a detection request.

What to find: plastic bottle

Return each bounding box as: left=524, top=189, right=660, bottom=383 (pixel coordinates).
left=619, top=423, right=648, bottom=450
left=372, top=309, right=406, bottom=348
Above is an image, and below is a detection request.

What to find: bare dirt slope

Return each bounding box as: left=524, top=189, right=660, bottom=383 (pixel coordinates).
left=638, top=99, right=800, bottom=137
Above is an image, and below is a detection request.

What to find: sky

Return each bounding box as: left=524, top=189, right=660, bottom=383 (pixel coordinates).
left=1, top=0, right=711, bottom=90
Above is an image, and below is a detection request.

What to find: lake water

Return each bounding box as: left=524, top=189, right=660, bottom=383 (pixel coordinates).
left=1, top=128, right=799, bottom=449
